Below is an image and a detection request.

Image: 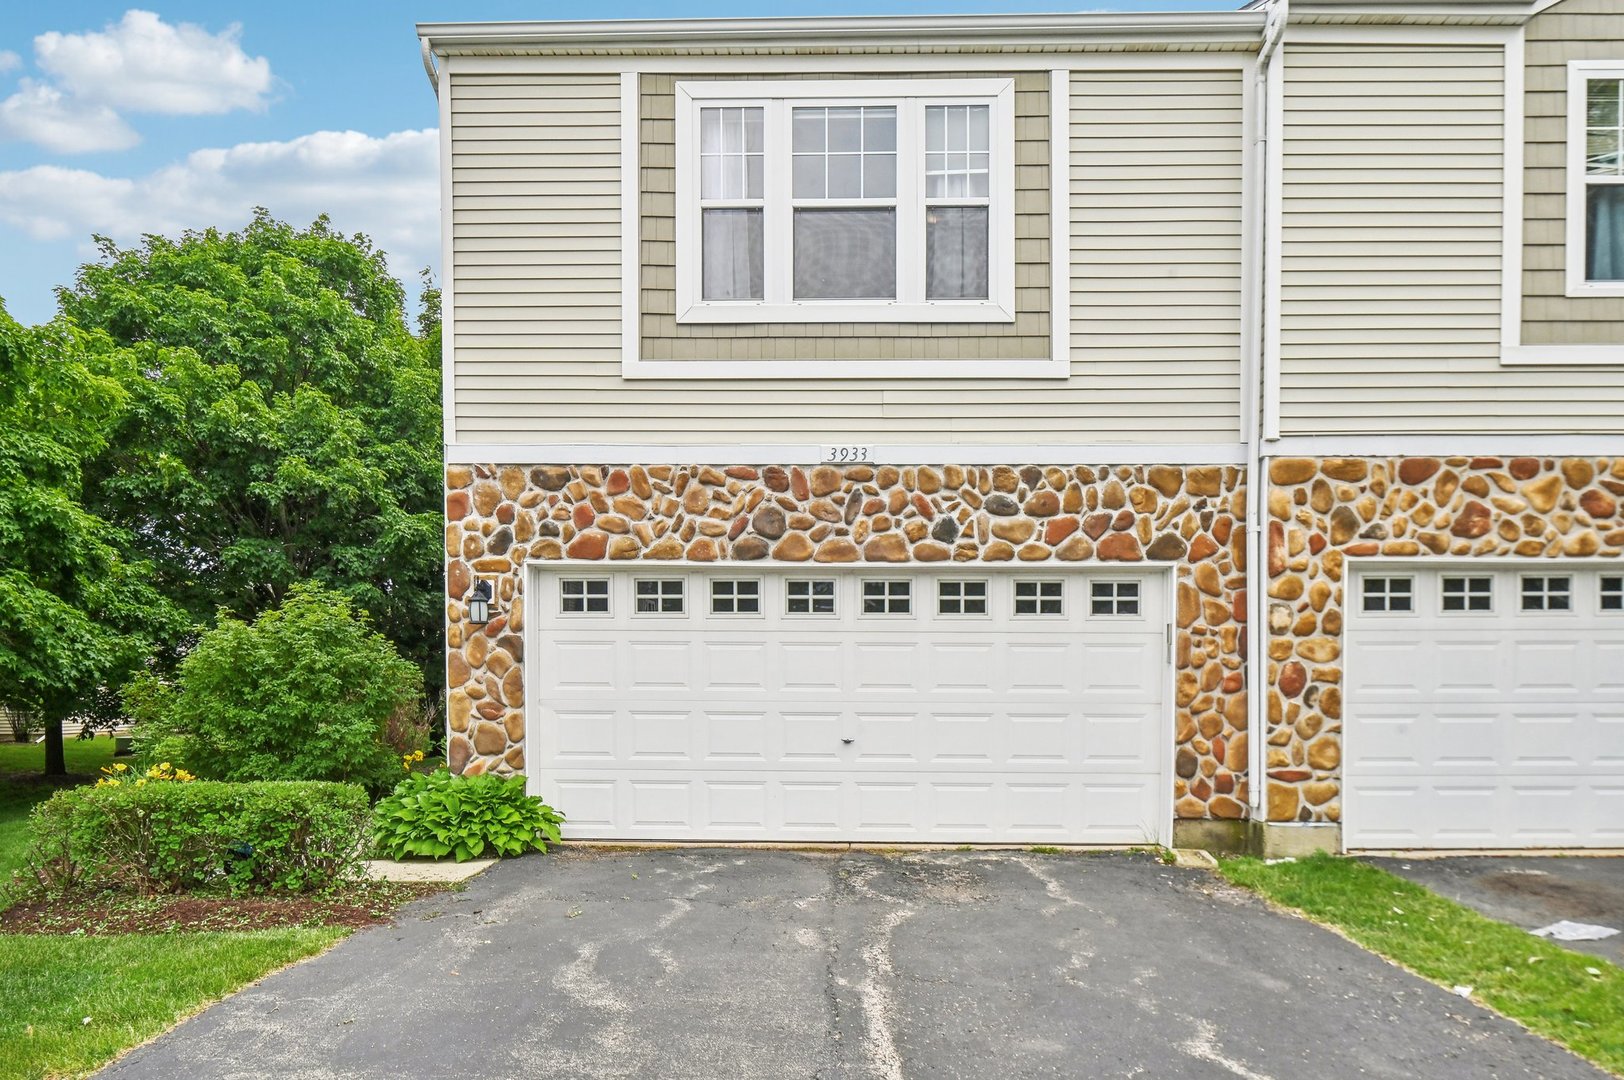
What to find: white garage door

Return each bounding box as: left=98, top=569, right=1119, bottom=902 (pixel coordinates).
left=527, top=568, right=1169, bottom=844
left=1345, top=565, right=1624, bottom=849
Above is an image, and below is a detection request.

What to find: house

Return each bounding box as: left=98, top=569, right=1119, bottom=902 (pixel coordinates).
left=421, top=0, right=1624, bottom=855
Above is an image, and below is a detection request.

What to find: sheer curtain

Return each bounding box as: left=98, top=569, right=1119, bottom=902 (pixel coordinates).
left=926, top=207, right=989, bottom=300
left=702, top=209, right=764, bottom=300
left=1588, top=186, right=1624, bottom=282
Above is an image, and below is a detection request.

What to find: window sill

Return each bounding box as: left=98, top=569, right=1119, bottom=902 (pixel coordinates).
left=1563, top=282, right=1624, bottom=299
left=620, top=357, right=1068, bottom=380
left=676, top=299, right=1016, bottom=325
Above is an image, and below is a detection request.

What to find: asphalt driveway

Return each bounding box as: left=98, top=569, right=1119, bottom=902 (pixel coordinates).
left=1366, top=855, right=1624, bottom=965
left=101, top=849, right=1609, bottom=1080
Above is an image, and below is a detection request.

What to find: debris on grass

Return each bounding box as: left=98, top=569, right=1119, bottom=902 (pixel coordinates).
left=1530, top=921, right=1619, bottom=943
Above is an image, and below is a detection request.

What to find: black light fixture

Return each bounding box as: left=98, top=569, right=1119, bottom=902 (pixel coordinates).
left=467, top=579, right=493, bottom=626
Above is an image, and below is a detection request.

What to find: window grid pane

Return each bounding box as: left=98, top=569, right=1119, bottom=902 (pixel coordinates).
left=792, top=105, right=897, bottom=200
left=635, top=578, right=685, bottom=614
left=861, top=579, right=911, bottom=614
left=700, top=107, right=765, bottom=199
left=1090, top=581, right=1140, bottom=616
left=560, top=578, right=610, bottom=614
left=1521, top=575, right=1572, bottom=612
left=1602, top=575, right=1623, bottom=611
left=1587, top=79, right=1624, bottom=177
left=1441, top=576, right=1493, bottom=613
left=711, top=579, right=761, bottom=614
left=786, top=578, right=836, bottom=614
left=937, top=580, right=988, bottom=615
left=1361, top=577, right=1413, bottom=613
left=924, top=104, right=991, bottom=198
left=1014, top=580, right=1063, bottom=616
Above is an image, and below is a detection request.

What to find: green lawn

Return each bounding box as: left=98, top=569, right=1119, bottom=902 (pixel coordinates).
left=1219, top=854, right=1624, bottom=1075
left=0, top=929, right=344, bottom=1080
left=0, top=739, right=346, bottom=1079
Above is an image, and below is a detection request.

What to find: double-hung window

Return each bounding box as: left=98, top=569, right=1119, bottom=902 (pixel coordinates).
left=1568, top=62, right=1624, bottom=295
left=676, top=78, right=1015, bottom=323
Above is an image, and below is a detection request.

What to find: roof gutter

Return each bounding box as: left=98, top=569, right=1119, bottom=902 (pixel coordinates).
left=420, top=36, right=438, bottom=97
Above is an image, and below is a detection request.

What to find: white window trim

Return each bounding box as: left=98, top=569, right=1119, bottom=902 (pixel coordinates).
left=674, top=77, right=1016, bottom=325
left=1565, top=60, right=1624, bottom=300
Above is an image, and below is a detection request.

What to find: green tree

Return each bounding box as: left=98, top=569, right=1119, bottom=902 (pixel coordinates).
left=63, top=212, right=444, bottom=699
left=132, top=583, right=427, bottom=793
left=0, top=302, right=183, bottom=775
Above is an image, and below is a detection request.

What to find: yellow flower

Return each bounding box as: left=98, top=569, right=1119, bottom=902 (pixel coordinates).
left=113, top=763, right=129, bottom=772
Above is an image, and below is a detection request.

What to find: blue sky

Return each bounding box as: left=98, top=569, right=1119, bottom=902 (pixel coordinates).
left=0, top=0, right=1238, bottom=326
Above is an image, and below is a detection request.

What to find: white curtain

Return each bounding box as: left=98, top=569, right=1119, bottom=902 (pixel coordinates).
left=1589, top=186, right=1624, bottom=282
left=702, top=209, right=763, bottom=300
left=926, top=206, right=989, bottom=300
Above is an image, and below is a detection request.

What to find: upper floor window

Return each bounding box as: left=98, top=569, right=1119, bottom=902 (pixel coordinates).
left=676, top=78, right=1016, bottom=324
left=1568, top=62, right=1624, bottom=295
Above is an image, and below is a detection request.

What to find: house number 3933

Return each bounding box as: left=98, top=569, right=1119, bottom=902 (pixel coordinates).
left=820, top=445, right=872, bottom=463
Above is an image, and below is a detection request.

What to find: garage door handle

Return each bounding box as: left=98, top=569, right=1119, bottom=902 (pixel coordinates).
left=841, top=738, right=854, bottom=745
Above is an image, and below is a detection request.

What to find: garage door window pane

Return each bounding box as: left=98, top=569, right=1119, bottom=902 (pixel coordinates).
left=561, top=578, right=610, bottom=614
left=1014, top=580, right=1063, bottom=616
left=1361, top=577, right=1413, bottom=613
left=635, top=578, right=685, bottom=614
left=1521, top=575, right=1571, bottom=611
left=937, top=580, right=987, bottom=615
left=1603, top=575, right=1623, bottom=611
left=787, top=579, right=836, bottom=614
left=1441, top=576, right=1493, bottom=613
left=1090, top=581, right=1140, bottom=616
left=862, top=580, right=910, bottom=614
left=711, top=579, right=761, bottom=614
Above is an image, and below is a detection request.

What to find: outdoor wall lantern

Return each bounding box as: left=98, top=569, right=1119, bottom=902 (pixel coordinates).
left=467, top=579, right=494, bottom=626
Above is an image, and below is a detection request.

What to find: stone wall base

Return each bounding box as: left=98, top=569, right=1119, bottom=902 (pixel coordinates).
left=1250, top=823, right=1342, bottom=859
left=1171, top=819, right=1251, bottom=854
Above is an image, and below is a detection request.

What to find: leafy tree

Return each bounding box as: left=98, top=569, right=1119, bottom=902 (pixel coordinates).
left=131, top=582, right=427, bottom=793
left=62, top=212, right=444, bottom=699
left=0, top=302, right=184, bottom=775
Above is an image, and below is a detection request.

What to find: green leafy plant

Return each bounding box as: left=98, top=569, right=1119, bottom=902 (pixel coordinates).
left=372, top=769, right=563, bottom=862
left=22, top=779, right=371, bottom=895
left=129, top=583, right=425, bottom=793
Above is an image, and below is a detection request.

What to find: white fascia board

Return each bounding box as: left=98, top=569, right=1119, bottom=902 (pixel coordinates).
left=1265, top=434, right=1624, bottom=457
left=445, top=443, right=1248, bottom=466
left=418, top=11, right=1267, bottom=50
left=1284, top=22, right=1520, bottom=43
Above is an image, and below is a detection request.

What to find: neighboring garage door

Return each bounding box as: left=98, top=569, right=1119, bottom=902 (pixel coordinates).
left=1344, top=565, right=1624, bottom=849
left=527, top=567, right=1170, bottom=844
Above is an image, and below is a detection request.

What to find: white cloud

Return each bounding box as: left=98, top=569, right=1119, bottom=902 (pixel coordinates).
left=0, top=128, right=439, bottom=280
left=35, top=9, right=274, bottom=116
left=0, top=51, right=20, bottom=74
left=0, top=79, right=140, bottom=154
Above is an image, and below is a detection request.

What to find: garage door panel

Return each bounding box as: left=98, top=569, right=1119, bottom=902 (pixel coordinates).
left=531, top=568, right=1169, bottom=843
left=1346, top=564, right=1623, bottom=849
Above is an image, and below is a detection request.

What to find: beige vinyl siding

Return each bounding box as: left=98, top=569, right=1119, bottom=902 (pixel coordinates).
left=449, top=63, right=1244, bottom=445
left=1522, top=0, right=1624, bottom=344
left=1278, top=44, right=1624, bottom=434
left=1069, top=68, right=1243, bottom=428
left=638, top=72, right=1050, bottom=361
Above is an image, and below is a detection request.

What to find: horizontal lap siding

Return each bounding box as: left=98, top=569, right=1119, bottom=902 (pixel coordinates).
left=1070, top=69, right=1243, bottom=439
left=450, top=65, right=1244, bottom=445
left=1522, top=0, right=1624, bottom=344
left=1279, top=45, right=1624, bottom=434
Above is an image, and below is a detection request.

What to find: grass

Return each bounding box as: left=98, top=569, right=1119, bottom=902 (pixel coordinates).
left=1219, top=853, right=1624, bottom=1075
left=0, top=739, right=351, bottom=1079
left=0, top=929, right=344, bottom=1080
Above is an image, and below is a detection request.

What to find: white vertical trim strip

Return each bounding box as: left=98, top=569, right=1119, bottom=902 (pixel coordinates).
left=1239, top=58, right=1261, bottom=452
left=438, top=53, right=456, bottom=446
left=1500, top=30, right=1525, bottom=352
left=1262, top=41, right=1285, bottom=441
left=620, top=71, right=641, bottom=377
left=1049, top=68, right=1071, bottom=374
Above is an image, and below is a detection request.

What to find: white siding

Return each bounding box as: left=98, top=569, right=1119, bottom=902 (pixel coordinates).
left=1278, top=44, right=1624, bottom=435
left=448, top=64, right=1246, bottom=446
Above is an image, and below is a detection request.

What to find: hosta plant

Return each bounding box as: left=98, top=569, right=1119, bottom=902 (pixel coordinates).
left=372, top=769, right=564, bottom=861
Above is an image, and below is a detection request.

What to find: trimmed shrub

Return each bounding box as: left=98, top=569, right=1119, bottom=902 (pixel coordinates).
left=23, top=779, right=371, bottom=895
left=129, top=583, right=426, bottom=793
left=373, top=769, right=564, bottom=862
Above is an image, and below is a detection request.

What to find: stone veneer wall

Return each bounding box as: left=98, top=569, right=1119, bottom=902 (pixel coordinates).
left=445, top=463, right=1250, bottom=819
left=1264, top=456, right=1624, bottom=825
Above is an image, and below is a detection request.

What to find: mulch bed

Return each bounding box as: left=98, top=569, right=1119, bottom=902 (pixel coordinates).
left=0, top=881, right=446, bottom=935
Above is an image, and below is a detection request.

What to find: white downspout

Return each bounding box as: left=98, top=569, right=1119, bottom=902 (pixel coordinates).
left=420, top=36, right=440, bottom=96
left=1247, top=0, right=1286, bottom=825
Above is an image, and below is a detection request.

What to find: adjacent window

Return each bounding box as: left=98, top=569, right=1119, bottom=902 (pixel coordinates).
left=710, top=579, right=761, bottom=615
left=937, top=579, right=988, bottom=616
left=1603, top=575, right=1624, bottom=612
left=634, top=578, right=685, bottom=614
left=1090, top=581, right=1141, bottom=617
left=1568, top=62, right=1624, bottom=294
left=1521, top=574, right=1572, bottom=612
left=786, top=578, right=837, bottom=615
left=560, top=578, right=610, bottom=615
left=1014, top=580, right=1064, bottom=616
left=677, top=78, right=1015, bottom=323
left=1361, top=577, right=1414, bottom=613
left=1441, top=575, right=1493, bottom=613
left=861, top=579, right=912, bottom=615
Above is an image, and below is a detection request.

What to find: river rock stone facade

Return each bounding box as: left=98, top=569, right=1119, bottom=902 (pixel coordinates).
left=445, top=462, right=1249, bottom=816
left=1263, top=456, right=1624, bottom=825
